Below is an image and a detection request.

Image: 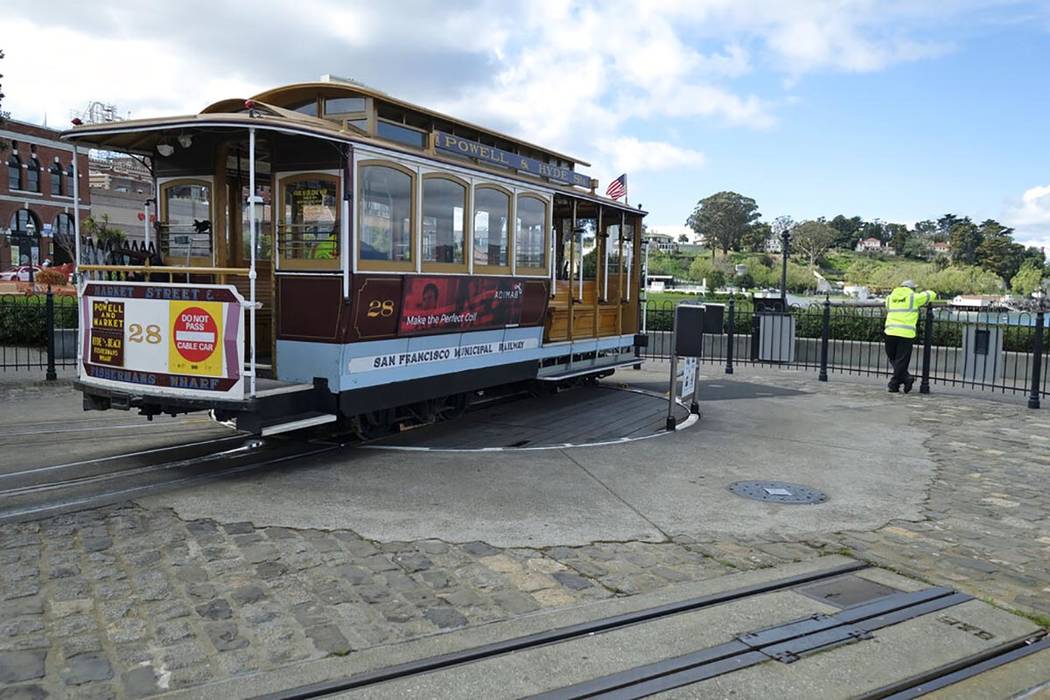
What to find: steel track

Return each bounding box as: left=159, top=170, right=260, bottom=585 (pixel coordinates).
left=0, top=434, right=346, bottom=524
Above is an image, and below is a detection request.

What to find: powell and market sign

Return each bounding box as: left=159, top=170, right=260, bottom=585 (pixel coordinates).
left=435, top=131, right=591, bottom=188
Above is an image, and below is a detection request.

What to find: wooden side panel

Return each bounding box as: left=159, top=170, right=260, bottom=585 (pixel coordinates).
left=349, top=275, right=403, bottom=342
left=545, top=307, right=570, bottom=342
left=276, top=274, right=344, bottom=342
left=572, top=307, right=596, bottom=338
left=597, top=305, right=619, bottom=336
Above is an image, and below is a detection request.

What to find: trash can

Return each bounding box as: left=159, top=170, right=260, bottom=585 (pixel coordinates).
left=961, top=324, right=1003, bottom=383
left=751, top=312, right=796, bottom=363
left=55, top=329, right=78, bottom=360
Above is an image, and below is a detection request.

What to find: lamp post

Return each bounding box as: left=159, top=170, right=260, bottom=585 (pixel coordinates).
left=780, top=230, right=791, bottom=306
left=26, top=220, right=37, bottom=285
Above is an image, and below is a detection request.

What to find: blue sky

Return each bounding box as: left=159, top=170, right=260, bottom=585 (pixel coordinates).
left=3, top=0, right=1050, bottom=246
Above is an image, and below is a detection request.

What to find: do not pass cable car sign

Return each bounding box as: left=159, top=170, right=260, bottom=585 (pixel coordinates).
left=79, top=281, right=245, bottom=400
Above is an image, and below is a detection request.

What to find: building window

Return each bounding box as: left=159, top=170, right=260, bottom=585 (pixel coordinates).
left=53, top=213, right=74, bottom=238
left=26, top=156, right=40, bottom=192
left=7, top=154, right=22, bottom=190
left=515, top=195, right=547, bottom=271
left=422, top=176, right=466, bottom=267
left=359, top=163, right=414, bottom=269
left=66, top=164, right=75, bottom=196
left=9, top=208, right=40, bottom=234
left=376, top=120, right=427, bottom=148
left=49, top=162, right=63, bottom=196
left=473, top=187, right=510, bottom=269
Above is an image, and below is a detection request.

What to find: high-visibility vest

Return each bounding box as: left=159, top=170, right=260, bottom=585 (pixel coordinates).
left=884, top=287, right=937, bottom=338
left=315, top=234, right=337, bottom=260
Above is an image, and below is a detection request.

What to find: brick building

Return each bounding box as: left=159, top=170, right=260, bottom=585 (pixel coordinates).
left=1, top=119, right=91, bottom=269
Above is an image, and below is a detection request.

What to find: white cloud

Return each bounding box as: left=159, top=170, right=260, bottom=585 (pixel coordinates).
left=1004, top=185, right=1050, bottom=250
left=598, top=138, right=705, bottom=174
left=0, top=0, right=993, bottom=190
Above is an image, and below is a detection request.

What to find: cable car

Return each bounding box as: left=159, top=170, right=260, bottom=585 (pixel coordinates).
left=64, top=77, right=647, bottom=435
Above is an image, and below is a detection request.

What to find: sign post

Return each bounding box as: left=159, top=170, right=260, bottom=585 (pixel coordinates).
left=666, top=304, right=705, bottom=430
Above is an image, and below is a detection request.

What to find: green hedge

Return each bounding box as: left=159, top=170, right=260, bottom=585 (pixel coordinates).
left=0, top=295, right=79, bottom=347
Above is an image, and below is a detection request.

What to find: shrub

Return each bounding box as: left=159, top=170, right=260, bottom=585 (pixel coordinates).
left=35, top=268, right=69, bottom=287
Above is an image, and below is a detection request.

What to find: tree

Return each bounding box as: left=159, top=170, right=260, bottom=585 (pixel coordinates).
left=741, top=222, right=772, bottom=253
left=886, top=223, right=911, bottom=256
left=677, top=233, right=690, bottom=243
left=829, top=215, right=863, bottom=249
left=948, top=220, right=982, bottom=265
left=1010, top=260, right=1046, bottom=296
left=791, top=219, right=837, bottom=268
left=976, top=234, right=1026, bottom=283
left=977, top=219, right=1013, bottom=240
left=771, top=215, right=795, bottom=237
left=685, top=191, right=760, bottom=255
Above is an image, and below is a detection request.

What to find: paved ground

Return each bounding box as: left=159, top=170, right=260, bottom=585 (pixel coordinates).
left=0, top=365, right=1047, bottom=698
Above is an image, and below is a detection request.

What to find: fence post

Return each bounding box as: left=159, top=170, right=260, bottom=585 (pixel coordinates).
left=818, top=296, right=830, bottom=382
left=45, top=286, right=57, bottom=381
left=1029, top=311, right=1044, bottom=410
left=919, top=304, right=934, bottom=394
left=724, top=296, right=735, bottom=375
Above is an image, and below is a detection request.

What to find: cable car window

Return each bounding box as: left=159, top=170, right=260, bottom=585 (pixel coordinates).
left=290, top=100, right=318, bottom=117
left=325, top=97, right=365, bottom=114
left=422, top=177, right=465, bottom=265
left=377, top=120, right=426, bottom=148
left=578, top=217, right=598, bottom=280
left=164, top=183, right=210, bottom=226
left=474, top=187, right=509, bottom=268
left=282, top=178, right=338, bottom=261
left=360, top=165, right=413, bottom=263
left=516, top=196, right=546, bottom=270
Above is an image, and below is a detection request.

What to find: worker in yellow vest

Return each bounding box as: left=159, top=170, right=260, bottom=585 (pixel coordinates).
left=884, top=280, right=938, bottom=393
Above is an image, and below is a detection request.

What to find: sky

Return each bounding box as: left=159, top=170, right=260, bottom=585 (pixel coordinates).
left=3, top=0, right=1050, bottom=247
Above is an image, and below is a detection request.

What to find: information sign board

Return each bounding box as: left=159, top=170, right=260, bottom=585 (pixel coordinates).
left=78, top=281, right=246, bottom=400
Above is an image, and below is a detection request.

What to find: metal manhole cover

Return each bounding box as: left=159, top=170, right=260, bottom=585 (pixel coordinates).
left=727, top=480, right=828, bottom=505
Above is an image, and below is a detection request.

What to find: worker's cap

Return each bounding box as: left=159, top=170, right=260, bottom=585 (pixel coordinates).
left=901, top=280, right=917, bottom=289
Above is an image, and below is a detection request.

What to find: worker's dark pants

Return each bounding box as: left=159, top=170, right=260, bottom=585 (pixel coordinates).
left=885, top=335, right=915, bottom=390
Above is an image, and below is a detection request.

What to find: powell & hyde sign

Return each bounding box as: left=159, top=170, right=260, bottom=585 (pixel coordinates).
left=435, top=131, right=591, bottom=188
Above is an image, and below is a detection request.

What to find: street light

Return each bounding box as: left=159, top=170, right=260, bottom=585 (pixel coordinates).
left=780, top=230, right=792, bottom=306
left=26, top=219, right=37, bottom=284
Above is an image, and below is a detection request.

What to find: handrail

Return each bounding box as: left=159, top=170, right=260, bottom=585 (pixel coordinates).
left=80, top=264, right=250, bottom=275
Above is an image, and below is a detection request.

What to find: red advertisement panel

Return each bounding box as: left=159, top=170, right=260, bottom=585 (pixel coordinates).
left=400, top=277, right=527, bottom=336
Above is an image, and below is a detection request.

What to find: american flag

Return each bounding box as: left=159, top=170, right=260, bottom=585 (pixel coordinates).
left=606, top=173, right=626, bottom=200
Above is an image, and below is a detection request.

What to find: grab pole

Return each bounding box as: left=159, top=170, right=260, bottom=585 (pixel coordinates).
left=248, top=127, right=257, bottom=398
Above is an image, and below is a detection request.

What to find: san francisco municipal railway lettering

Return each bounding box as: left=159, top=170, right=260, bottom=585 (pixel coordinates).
left=352, top=339, right=537, bottom=372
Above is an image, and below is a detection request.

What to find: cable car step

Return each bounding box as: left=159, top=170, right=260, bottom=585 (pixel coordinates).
left=258, top=412, right=338, bottom=437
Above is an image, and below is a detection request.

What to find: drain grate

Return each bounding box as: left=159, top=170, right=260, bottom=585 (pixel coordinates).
left=727, top=480, right=828, bottom=505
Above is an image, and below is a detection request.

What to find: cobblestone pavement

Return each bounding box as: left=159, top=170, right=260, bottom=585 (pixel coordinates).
left=0, top=369, right=1047, bottom=698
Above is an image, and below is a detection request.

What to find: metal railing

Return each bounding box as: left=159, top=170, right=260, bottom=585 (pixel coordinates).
left=641, top=296, right=1049, bottom=407
left=277, top=223, right=339, bottom=262
left=156, top=223, right=214, bottom=261
left=0, top=289, right=79, bottom=374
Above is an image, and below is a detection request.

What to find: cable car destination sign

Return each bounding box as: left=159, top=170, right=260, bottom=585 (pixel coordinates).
left=435, top=132, right=591, bottom=188
left=79, top=281, right=246, bottom=400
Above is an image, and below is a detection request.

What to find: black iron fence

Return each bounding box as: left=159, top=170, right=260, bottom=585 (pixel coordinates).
left=642, top=297, right=1049, bottom=408
left=0, top=290, right=79, bottom=376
